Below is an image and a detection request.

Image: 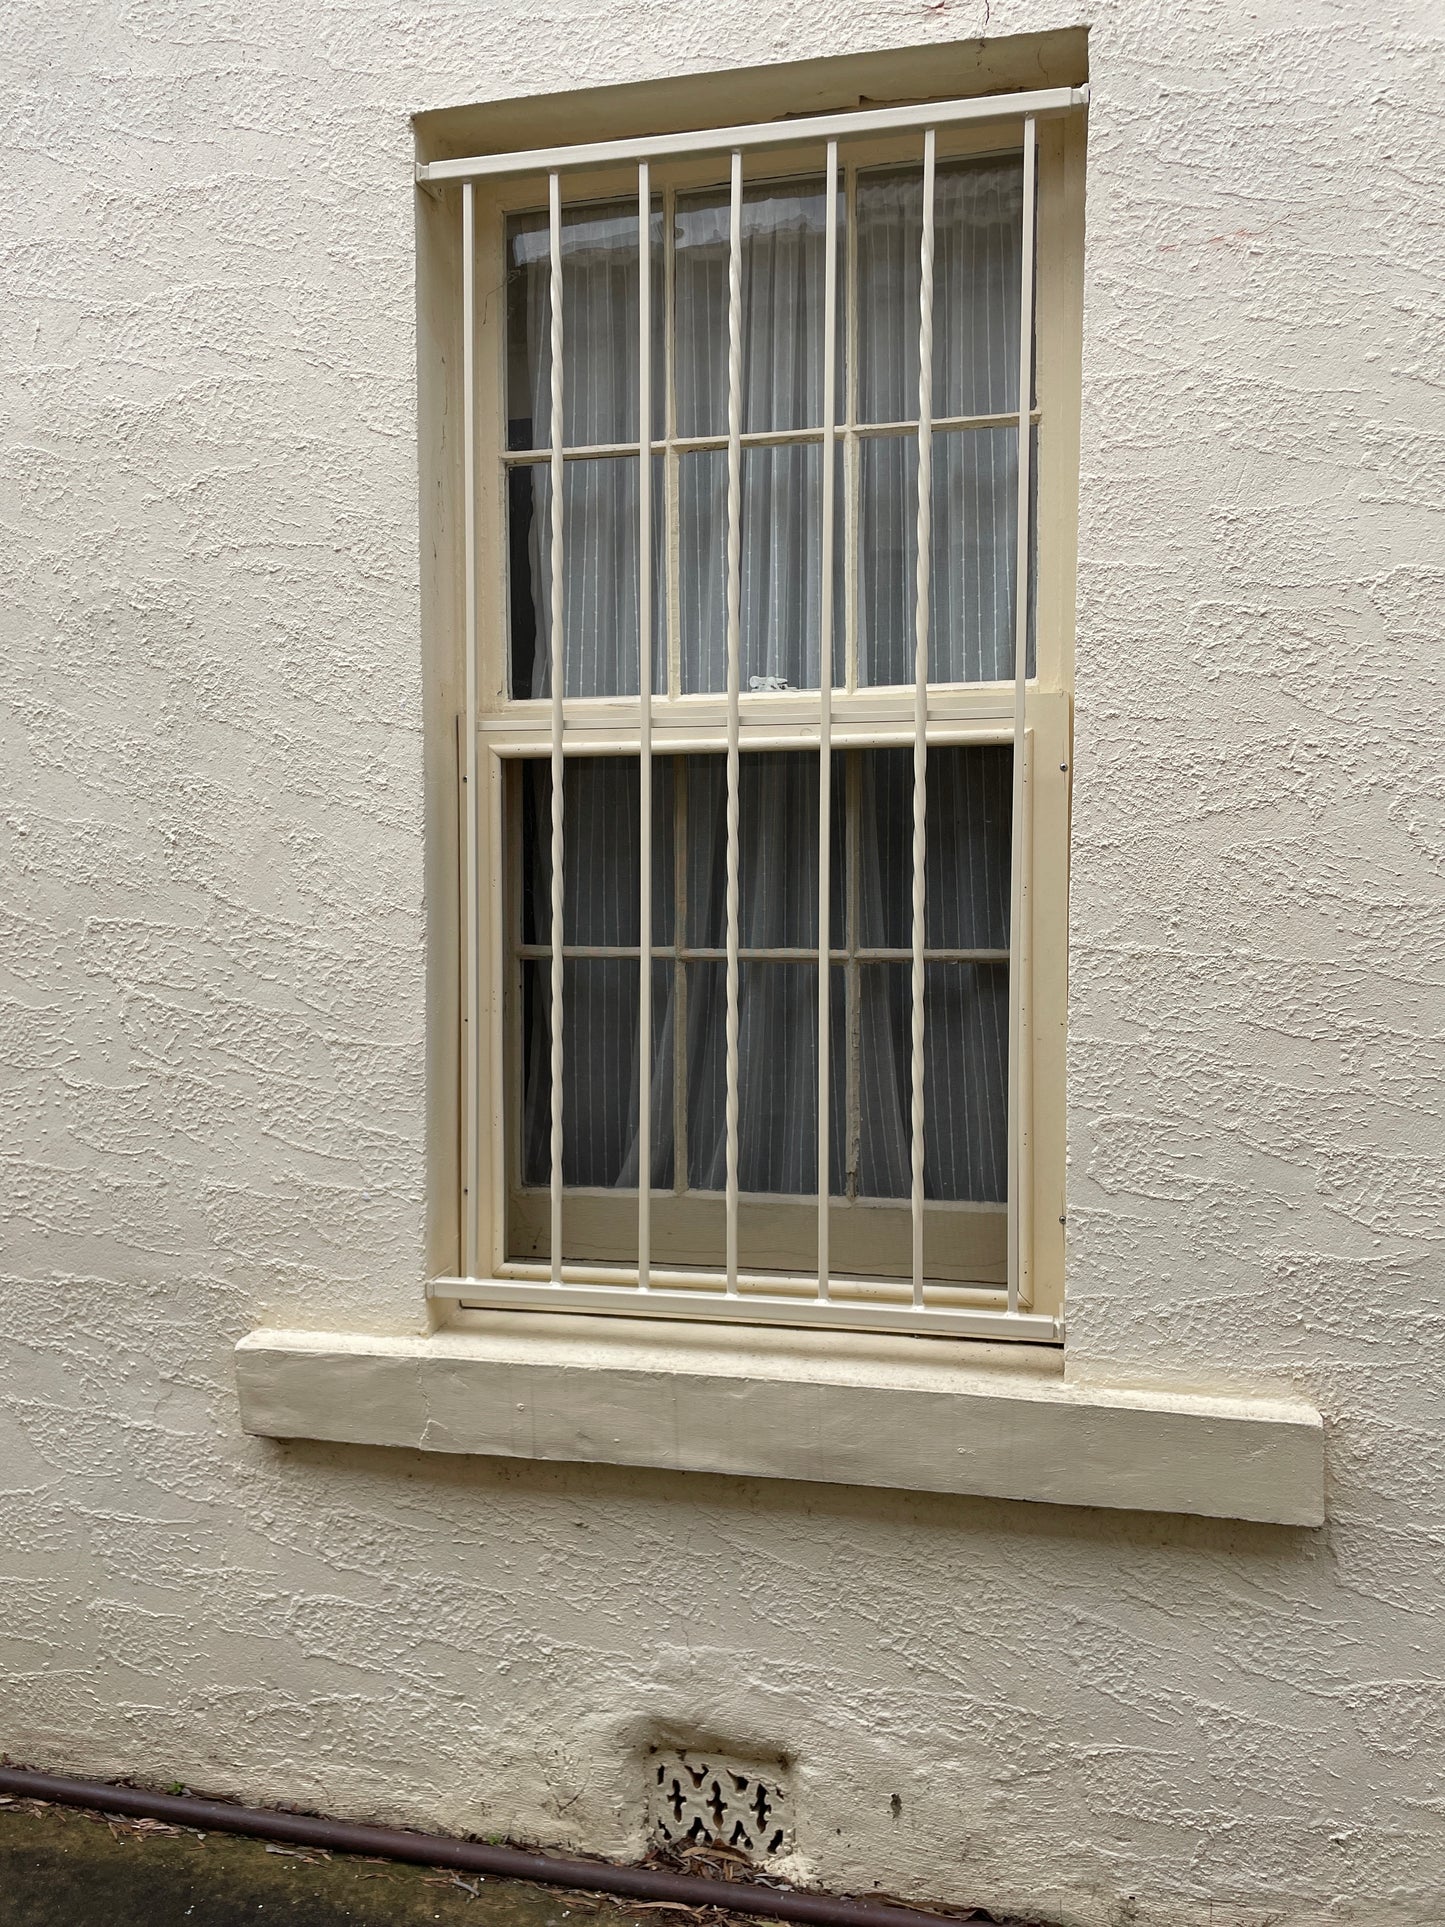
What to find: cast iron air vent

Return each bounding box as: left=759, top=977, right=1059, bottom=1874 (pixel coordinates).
left=648, top=1749, right=792, bottom=1861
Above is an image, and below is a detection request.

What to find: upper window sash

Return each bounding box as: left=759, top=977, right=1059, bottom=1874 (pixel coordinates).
left=469, top=114, right=1077, bottom=717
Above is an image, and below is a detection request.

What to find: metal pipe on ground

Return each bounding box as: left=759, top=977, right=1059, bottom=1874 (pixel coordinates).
left=0, top=1767, right=965, bottom=1927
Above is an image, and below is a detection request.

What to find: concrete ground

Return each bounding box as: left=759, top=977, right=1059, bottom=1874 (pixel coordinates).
left=0, top=1795, right=1024, bottom=1927
left=0, top=1798, right=655, bottom=1927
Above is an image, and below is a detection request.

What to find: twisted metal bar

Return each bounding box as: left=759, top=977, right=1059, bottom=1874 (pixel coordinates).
left=548, top=170, right=566, bottom=1281
left=817, top=139, right=839, bottom=1299
left=910, top=128, right=937, bottom=1307
left=724, top=148, right=744, bottom=1294
left=637, top=161, right=653, bottom=1288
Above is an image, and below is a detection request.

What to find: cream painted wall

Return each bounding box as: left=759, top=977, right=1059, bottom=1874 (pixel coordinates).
left=2, top=4, right=1442, bottom=1926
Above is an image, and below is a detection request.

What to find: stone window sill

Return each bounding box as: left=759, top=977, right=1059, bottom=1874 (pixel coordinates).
left=234, top=1312, right=1324, bottom=1525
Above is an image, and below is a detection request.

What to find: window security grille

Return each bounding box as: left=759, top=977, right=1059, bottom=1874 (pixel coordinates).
left=425, top=84, right=1087, bottom=1343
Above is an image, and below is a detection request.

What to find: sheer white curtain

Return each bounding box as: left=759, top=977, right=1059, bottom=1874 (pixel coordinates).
left=507, top=158, right=1024, bottom=1209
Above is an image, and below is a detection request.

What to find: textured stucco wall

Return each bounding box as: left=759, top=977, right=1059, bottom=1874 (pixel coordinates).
left=2, top=3, right=1442, bottom=1925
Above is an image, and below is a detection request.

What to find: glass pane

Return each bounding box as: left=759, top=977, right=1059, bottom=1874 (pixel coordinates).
left=857, top=427, right=1033, bottom=686
left=677, top=443, right=844, bottom=694
left=925, top=960, right=1009, bottom=1202
left=518, top=757, right=674, bottom=947
left=741, top=443, right=821, bottom=692
left=854, top=745, right=1012, bottom=951
left=509, top=454, right=666, bottom=698
left=683, top=751, right=844, bottom=950
left=854, top=961, right=909, bottom=1200
left=827, top=960, right=847, bottom=1195
left=684, top=961, right=819, bottom=1195
left=856, top=156, right=1026, bottom=425
left=521, top=958, right=672, bottom=1189
left=506, top=200, right=665, bottom=451
left=676, top=449, right=725, bottom=694
left=673, top=178, right=843, bottom=438
left=852, top=961, right=1008, bottom=1202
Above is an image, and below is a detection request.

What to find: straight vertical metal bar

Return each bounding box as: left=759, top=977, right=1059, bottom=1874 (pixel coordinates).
left=816, top=139, right=839, bottom=1301
left=460, top=182, right=480, bottom=1281
left=723, top=148, right=744, bottom=1295
left=843, top=750, right=862, bottom=1202
left=1007, top=118, right=1038, bottom=1315
left=664, top=187, right=686, bottom=1205
left=662, top=180, right=681, bottom=703
left=909, top=130, right=937, bottom=1307
left=636, top=162, right=654, bottom=1290
left=547, top=170, right=566, bottom=1284
left=673, top=757, right=689, bottom=1197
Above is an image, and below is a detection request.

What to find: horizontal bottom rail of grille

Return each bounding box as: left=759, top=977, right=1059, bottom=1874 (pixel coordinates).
left=434, top=1271, right=1060, bottom=1343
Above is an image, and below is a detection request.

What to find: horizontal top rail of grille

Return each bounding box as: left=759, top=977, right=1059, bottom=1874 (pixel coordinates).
left=418, top=85, right=1088, bottom=184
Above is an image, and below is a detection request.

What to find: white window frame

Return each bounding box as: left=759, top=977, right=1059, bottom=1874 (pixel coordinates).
left=425, top=81, right=1087, bottom=1345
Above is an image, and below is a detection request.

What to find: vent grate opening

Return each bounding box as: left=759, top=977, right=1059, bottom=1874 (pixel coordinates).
left=647, top=1749, right=792, bottom=1863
